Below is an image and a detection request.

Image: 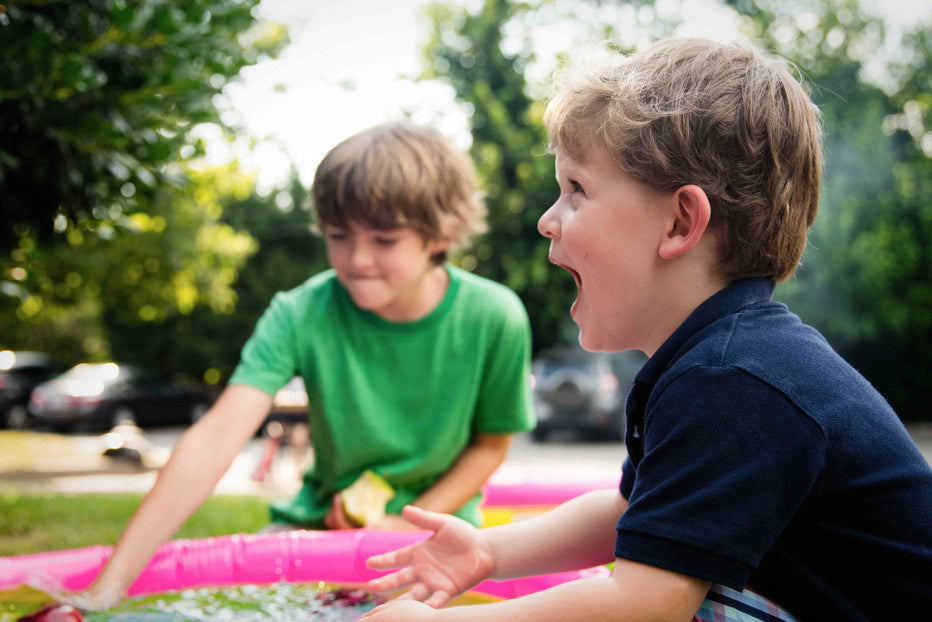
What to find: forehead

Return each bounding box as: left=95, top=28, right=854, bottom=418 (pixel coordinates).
left=554, top=139, right=619, bottom=176
left=323, top=220, right=422, bottom=237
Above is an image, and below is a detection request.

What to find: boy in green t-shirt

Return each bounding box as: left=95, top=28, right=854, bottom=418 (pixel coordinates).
left=84, top=121, right=536, bottom=608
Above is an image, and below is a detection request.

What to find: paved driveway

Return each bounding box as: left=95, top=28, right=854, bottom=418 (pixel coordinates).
left=1, top=424, right=930, bottom=496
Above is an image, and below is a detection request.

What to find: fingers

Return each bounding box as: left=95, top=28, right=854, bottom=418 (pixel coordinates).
left=423, top=590, right=452, bottom=609
left=64, top=585, right=122, bottom=611
left=395, top=583, right=451, bottom=608
left=366, top=544, right=416, bottom=571
left=365, top=573, right=450, bottom=607
left=401, top=583, right=431, bottom=602
left=325, top=493, right=355, bottom=530
left=400, top=505, right=452, bottom=532
left=366, top=566, right=418, bottom=593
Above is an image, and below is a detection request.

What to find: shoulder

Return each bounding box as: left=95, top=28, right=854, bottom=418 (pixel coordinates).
left=250, top=271, right=344, bottom=338
left=265, top=270, right=340, bottom=316
left=656, top=300, right=893, bottom=435
left=666, top=301, right=843, bottom=388
left=719, top=302, right=885, bottom=412
left=272, top=270, right=338, bottom=304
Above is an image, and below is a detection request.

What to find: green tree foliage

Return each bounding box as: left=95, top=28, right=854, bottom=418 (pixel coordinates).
left=97, top=167, right=327, bottom=383
left=0, top=0, right=288, bottom=379
left=0, top=0, right=284, bottom=245
left=425, top=0, right=932, bottom=420
left=725, top=0, right=932, bottom=420
left=208, top=172, right=329, bottom=381
left=422, top=0, right=580, bottom=354
left=0, top=163, right=260, bottom=370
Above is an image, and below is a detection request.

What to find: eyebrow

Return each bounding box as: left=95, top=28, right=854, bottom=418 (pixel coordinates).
left=556, top=158, right=588, bottom=184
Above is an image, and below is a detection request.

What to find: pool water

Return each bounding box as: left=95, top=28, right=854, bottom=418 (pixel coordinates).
left=2, top=583, right=499, bottom=622
left=85, top=583, right=381, bottom=622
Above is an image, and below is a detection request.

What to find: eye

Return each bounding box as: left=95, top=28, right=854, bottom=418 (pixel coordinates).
left=569, top=179, right=585, bottom=194
left=374, top=235, right=398, bottom=246
left=325, top=230, right=347, bottom=242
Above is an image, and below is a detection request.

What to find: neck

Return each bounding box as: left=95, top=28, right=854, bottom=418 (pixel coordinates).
left=641, top=267, right=729, bottom=358
left=376, top=264, right=450, bottom=323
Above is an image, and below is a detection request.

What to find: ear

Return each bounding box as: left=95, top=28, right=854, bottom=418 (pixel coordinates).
left=427, top=237, right=452, bottom=255
left=658, top=185, right=712, bottom=260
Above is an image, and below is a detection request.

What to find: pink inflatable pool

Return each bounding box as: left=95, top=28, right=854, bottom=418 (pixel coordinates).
left=0, top=530, right=609, bottom=600
left=482, top=466, right=620, bottom=507
left=480, top=465, right=621, bottom=526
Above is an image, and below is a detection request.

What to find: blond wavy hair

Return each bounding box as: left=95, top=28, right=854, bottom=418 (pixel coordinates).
left=544, top=38, right=824, bottom=282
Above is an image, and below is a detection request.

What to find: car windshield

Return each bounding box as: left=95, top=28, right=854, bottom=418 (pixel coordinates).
left=0, top=350, right=51, bottom=370
left=52, top=363, right=130, bottom=397
left=60, top=363, right=124, bottom=382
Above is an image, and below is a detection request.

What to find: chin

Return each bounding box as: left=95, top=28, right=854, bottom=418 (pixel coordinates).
left=576, top=328, right=604, bottom=353
left=348, top=295, right=385, bottom=313
left=578, top=326, right=629, bottom=353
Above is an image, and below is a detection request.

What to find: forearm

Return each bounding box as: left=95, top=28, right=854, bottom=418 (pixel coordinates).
left=380, top=565, right=705, bottom=622
left=89, top=386, right=270, bottom=599
left=91, top=422, right=235, bottom=593
left=424, top=577, right=633, bottom=622
left=486, top=489, right=624, bottom=579
left=411, top=433, right=511, bottom=515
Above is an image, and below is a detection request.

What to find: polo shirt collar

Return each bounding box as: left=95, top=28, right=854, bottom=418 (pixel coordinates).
left=635, top=277, right=776, bottom=386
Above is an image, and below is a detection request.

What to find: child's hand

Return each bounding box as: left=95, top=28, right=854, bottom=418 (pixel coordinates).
left=79, top=584, right=124, bottom=611
left=360, top=599, right=439, bottom=621
left=364, top=505, right=495, bottom=608
left=324, top=492, right=356, bottom=529
left=28, top=581, right=119, bottom=613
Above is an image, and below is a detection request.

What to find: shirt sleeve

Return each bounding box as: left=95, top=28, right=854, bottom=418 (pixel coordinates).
left=620, top=456, right=635, bottom=500
left=471, top=292, right=536, bottom=435
left=614, top=365, right=826, bottom=589
left=228, top=291, right=300, bottom=396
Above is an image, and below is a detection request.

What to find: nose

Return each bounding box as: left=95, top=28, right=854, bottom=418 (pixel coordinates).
left=537, top=199, right=561, bottom=239
left=347, top=238, right=375, bottom=270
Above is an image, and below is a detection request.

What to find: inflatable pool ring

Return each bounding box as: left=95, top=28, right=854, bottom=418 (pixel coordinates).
left=0, top=529, right=609, bottom=600
left=480, top=466, right=621, bottom=526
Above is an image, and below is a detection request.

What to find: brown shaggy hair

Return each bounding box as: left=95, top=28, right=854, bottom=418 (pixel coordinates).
left=312, top=122, right=486, bottom=264
left=544, top=38, right=824, bottom=282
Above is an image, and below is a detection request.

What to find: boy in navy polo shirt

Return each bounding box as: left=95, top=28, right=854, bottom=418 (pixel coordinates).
left=360, top=38, right=932, bottom=622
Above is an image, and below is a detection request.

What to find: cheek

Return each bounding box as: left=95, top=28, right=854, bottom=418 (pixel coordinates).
left=375, top=250, right=413, bottom=278
left=326, top=244, right=350, bottom=269
left=563, top=218, right=595, bottom=261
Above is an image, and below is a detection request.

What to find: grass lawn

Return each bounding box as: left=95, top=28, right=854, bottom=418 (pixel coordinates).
left=0, top=491, right=271, bottom=556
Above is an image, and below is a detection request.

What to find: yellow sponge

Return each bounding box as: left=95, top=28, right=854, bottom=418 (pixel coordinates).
left=342, top=470, right=395, bottom=526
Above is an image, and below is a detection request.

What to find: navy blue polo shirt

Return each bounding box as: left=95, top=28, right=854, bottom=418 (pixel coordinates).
left=615, top=278, right=932, bottom=621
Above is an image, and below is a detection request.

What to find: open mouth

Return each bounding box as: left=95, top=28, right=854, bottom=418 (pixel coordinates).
left=551, top=259, right=581, bottom=289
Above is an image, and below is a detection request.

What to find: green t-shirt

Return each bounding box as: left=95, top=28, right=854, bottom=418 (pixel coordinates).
left=229, top=265, right=535, bottom=526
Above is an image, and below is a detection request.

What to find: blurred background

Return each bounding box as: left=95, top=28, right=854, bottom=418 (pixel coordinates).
left=2, top=0, right=931, bottom=428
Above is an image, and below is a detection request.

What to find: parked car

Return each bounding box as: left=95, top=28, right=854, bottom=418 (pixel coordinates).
left=28, top=362, right=213, bottom=432
left=0, top=350, right=67, bottom=429
left=530, top=346, right=646, bottom=442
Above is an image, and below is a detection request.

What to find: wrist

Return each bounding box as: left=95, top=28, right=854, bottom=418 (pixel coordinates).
left=84, top=578, right=127, bottom=610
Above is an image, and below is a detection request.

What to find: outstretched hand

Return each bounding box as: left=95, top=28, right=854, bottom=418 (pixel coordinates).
left=364, top=505, right=495, bottom=608
left=19, top=581, right=120, bottom=621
